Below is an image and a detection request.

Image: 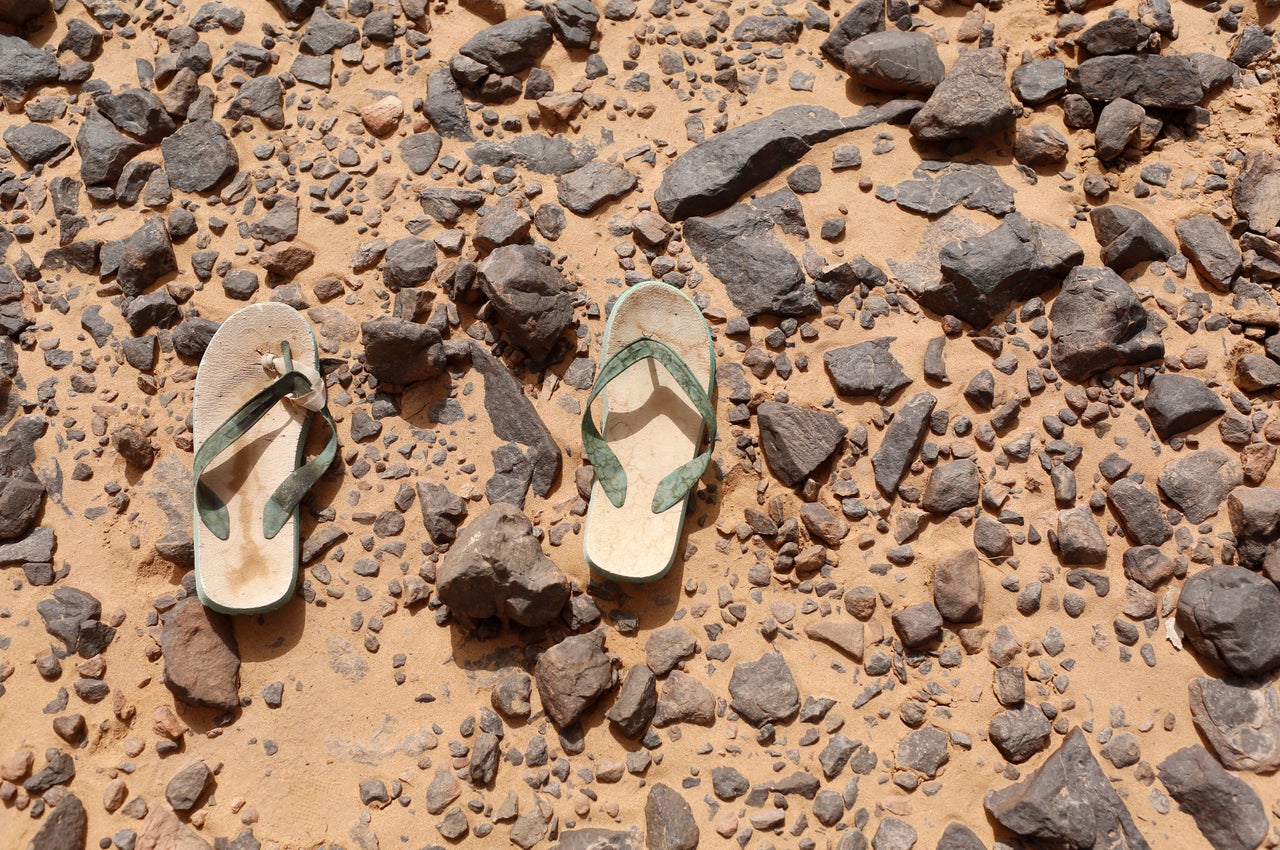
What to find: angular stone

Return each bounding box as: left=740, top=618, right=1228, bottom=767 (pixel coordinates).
left=895, top=726, right=949, bottom=777
left=1227, top=486, right=1280, bottom=571
left=1157, top=449, right=1241, bottom=524
left=872, top=391, right=936, bottom=496
left=728, top=652, right=799, bottom=726
left=1176, top=214, right=1241, bottom=289
left=921, top=459, right=979, bottom=515
left=161, top=119, right=238, bottom=193
left=653, top=670, right=715, bottom=727
left=476, top=244, right=574, bottom=359
left=756, top=402, right=847, bottom=488
left=117, top=217, right=177, bottom=297
left=0, top=34, right=60, bottom=103
left=161, top=597, right=241, bottom=711
left=1049, top=266, right=1163, bottom=382
left=1188, top=675, right=1280, bottom=774
left=1157, top=745, right=1268, bottom=850
left=824, top=338, right=911, bottom=402
left=819, top=0, right=885, bottom=64
left=1176, top=565, right=1280, bottom=677
left=916, top=213, right=1083, bottom=329
left=3, top=122, right=70, bottom=165
left=438, top=503, right=570, bottom=628
left=534, top=630, right=613, bottom=727
left=1078, top=17, right=1152, bottom=55
left=556, top=161, right=637, bottom=215
left=988, top=703, right=1052, bottom=764
left=361, top=317, right=445, bottom=386
left=1011, top=58, right=1068, bottom=105
left=1070, top=54, right=1204, bottom=109
left=684, top=204, right=817, bottom=319
left=1095, top=98, right=1145, bottom=161
left=891, top=602, right=943, bottom=648
left=985, top=727, right=1150, bottom=849
left=165, top=760, right=210, bottom=812
left=136, top=802, right=214, bottom=850
left=842, top=31, right=944, bottom=94
left=27, top=792, right=87, bottom=850
left=1143, top=373, right=1224, bottom=440
left=804, top=620, right=864, bottom=660
left=1090, top=205, right=1176, bottom=272
left=1233, top=151, right=1280, bottom=234
left=933, top=550, right=984, bottom=623
left=542, top=0, right=598, bottom=49
left=909, top=48, right=1015, bottom=143
left=605, top=665, right=656, bottom=738
left=1107, top=478, right=1172, bottom=546
left=655, top=104, right=855, bottom=221
left=470, top=346, right=561, bottom=498
left=459, top=16, right=553, bottom=75
left=645, top=784, right=699, bottom=850
left=76, top=111, right=148, bottom=187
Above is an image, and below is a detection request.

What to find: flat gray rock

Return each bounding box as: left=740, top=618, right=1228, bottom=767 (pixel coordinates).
left=1049, top=265, right=1163, bottom=383
left=1157, top=448, right=1241, bottom=523
left=1188, top=675, right=1280, bottom=773
left=728, top=651, right=799, bottom=726
left=1157, top=745, right=1268, bottom=850
left=824, top=337, right=912, bottom=402
left=909, top=48, right=1015, bottom=142
left=1176, top=565, right=1280, bottom=677
left=872, top=391, right=936, bottom=496
left=1070, top=54, right=1204, bottom=109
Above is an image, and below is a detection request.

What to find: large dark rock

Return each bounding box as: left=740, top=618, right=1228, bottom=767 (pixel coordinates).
left=1227, top=486, right=1280, bottom=574
left=842, top=31, right=944, bottom=94
left=425, top=68, right=474, bottom=141
left=933, top=549, right=984, bottom=623
left=1078, top=17, right=1152, bottom=55
left=3, top=122, right=70, bottom=165
left=116, top=217, right=177, bottom=297
left=542, top=0, right=598, bottom=50
left=476, top=244, right=574, bottom=359
left=161, top=597, right=241, bottom=711
left=0, top=33, right=59, bottom=103
left=300, top=7, right=359, bottom=54
left=644, top=784, right=699, bottom=850
left=1143, top=373, right=1224, bottom=440
left=1107, top=478, right=1172, bottom=546
left=921, top=459, right=979, bottom=515
left=471, top=345, right=561, bottom=499
left=888, top=161, right=1015, bottom=218
left=1232, top=151, right=1280, bottom=234
left=988, top=703, right=1052, bottom=763
left=605, top=665, right=657, bottom=738
left=0, top=446, right=44, bottom=540
left=756, top=401, right=847, bottom=488
left=872, top=391, right=936, bottom=496
left=683, top=203, right=818, bottom=319
left=1157, top=449, right=1241, bottom=524
left=1070, top=54, right=1204, bottom=108
left=1188, top=675, right=1280, bottom=774
left=1049, top=265, right=1163, bottom=382
left=360, top=317, right=445, bottom=385
left=819, top=0, right=885, bottom=64
left=1011, top=58, right=1068, bottom=105
left=459, top=16, right=553, bottom=75
left=728, top=651, right=799, bottom=726
left=534, top=631, right=614, bottom=727
left=96, top=88, right=176, bottom=141
left=76, top=111, right=148, bottom=187
left=1176, top=565, right=1280, bottom=677
left=655, top=104, right=855, bottom=221
left=1090, top=205, right=1176, bottom=272
left=0, top=0, right=51, bottom=25
left=914, top=213, right=1082, bottom=328
left=223, top=75, right=285, bottom=130
left=1094, top=98, right=1145, bottom=161
left=382, top=236, right=437, bottom=291
left=1175, top=214, right=1241, bottom=290
left=1157, top=745, right=1269, bottom=850
left=732, top=15, right=801, bottom=43
left=909, top=48, right=1015, bottom=143
left=27, top=792, right=87, bottom=850
left=438, top=503, right=570, bottom=628
left=556, top=161, right=637, bottom=215
left=824, top=337, right=911, bottom=402
left=161, top=119, right=239, bottom=193
left=985, top=727, right=1151, bottom=849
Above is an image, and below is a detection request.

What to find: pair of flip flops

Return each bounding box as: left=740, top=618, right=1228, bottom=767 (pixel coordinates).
left=193, top=282, right=714, bottom=614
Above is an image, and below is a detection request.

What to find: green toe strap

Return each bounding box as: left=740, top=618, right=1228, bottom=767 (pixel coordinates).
left=194, top=368, right=338, bottom=542
left=582, top=337, right=716, bottom=514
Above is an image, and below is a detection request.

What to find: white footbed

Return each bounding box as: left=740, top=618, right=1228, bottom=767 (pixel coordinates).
left=583, top=283, right=713, bottom=581
left=193, top=302, right=317, bottom=613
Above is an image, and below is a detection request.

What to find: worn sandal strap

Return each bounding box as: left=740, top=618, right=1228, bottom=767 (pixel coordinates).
left=195, top=343, right=337, bottom=541
left=582, top=336, right=716, bottom=514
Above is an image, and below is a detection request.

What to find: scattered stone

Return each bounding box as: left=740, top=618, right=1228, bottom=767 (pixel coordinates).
left=1143, top=374, right=1224, bottom=440
left=459, top=16, right=553, bottom=75
left=361, top=317, right=445, bottom=385
left=438, top=503, right=570, bottom=628
left=557, top=161, right=637, bottom=215
left=843, top=31, right=944, bottom=94
left=27, top=793, right=87, bottom=850
left=161, top=119, right=239, bottom=193
left=477, top=244, right=574, bottom=359
left=1049, top=266, right=1163, bottom=382
left=1188, top=675, right=1280, bottom=773
left=1090, top=205, right=1177, bottom=272
left=645, top=784, right=699, bottom=850
left=1094, top=98, right=1145, bottom=161
left=909, top=48, right=1015, bottom=143
left=606, top=665, right=656, bottom=738
left=891, top=602, right=943, bottom=648
left=1176, top=566, right=1280, bottom=677
left=1232, top=151, right=1280, bottom=234
left=921, top=459, right=979, bottom=515
left=1078, top=17, right=1152, bottom=56
left=1107, top=478, right=1172, bottom=546
left=165, top=761, right=211, bottom=812
left=1157, top=449, right=1241, bottom=524
left=1070, top=54, right=1204, bottom=109
left=1157, top=745, right=1268, bottom=850
left=756, top=402, right=847, bottom=488
left=728, top=652, right=799, bottom=726
left=915, top=213, right=1083, bottom=328
left=684, top=203, right=818, bottom=319
left=161, top=597, right=241, bottom=712
left=985, top=727, right=1150, bottom=848
left=1011, top=58, right=1068, bottom=105
left=1176, top=215, right=1242, bottom=290
left=933, top=550, right=984, bottom=623
left=534, top=630, right=614, bottom=727
left=824, top=338, right=911, bottom=402
left=872, top=391, right=936, bottom=496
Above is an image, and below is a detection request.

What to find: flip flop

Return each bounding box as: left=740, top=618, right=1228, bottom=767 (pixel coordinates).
left=582, top=280, right=716, bottom=582
left=192, top=303, right=337, bottom=615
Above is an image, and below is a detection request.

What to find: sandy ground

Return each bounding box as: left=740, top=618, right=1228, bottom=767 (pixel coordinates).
left=2, top=0, right=1280, bottom=848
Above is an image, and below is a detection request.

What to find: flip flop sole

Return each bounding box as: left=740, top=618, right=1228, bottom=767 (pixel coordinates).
left=193, top=303, right=318, bottom=614
left=584, top=282, right=715, bottom=582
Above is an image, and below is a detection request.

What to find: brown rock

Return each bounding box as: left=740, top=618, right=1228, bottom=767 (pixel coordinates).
left=136, top=803, right=214, bottom=850
left=161, top=597, right=241, bottom=712
left=360, top=95, right=404, bottom=136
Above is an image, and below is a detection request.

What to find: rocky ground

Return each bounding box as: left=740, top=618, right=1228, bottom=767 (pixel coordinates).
left=1, top=0, right=1280, bottom=848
